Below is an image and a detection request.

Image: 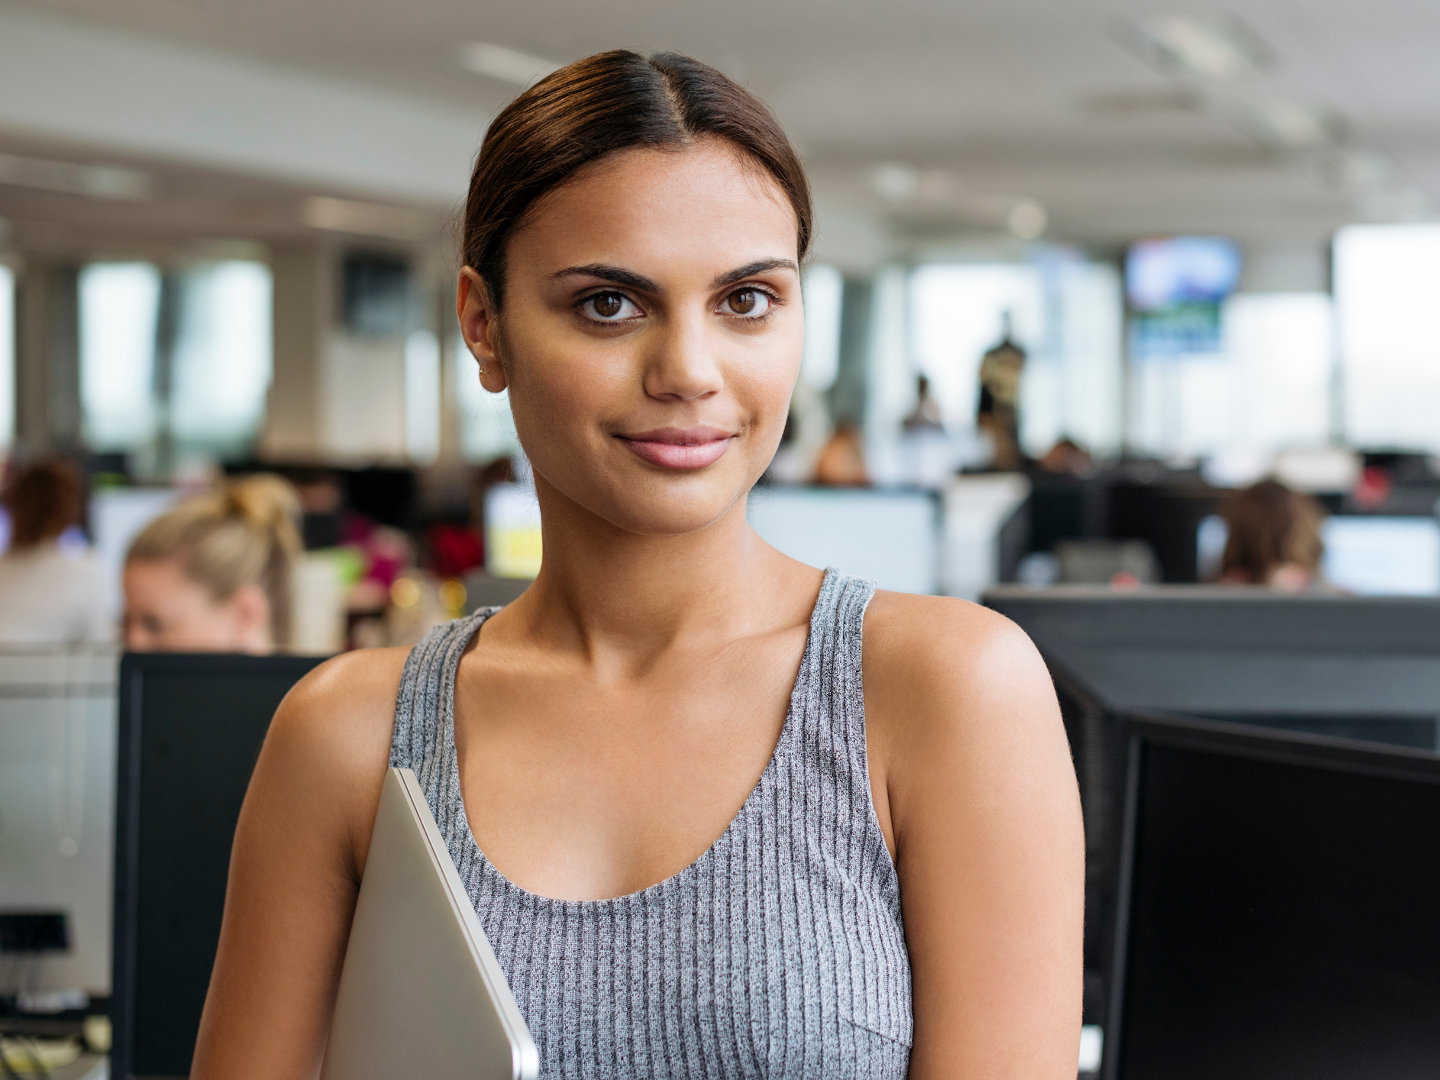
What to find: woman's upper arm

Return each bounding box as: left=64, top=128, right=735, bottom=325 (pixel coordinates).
left=190, top=647, right=407, bottom=1080
left=865, top=596, right=1084, bottom=1080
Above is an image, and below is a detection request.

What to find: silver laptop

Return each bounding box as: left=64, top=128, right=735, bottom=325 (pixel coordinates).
left=321, top=767, right=539, bottom=1080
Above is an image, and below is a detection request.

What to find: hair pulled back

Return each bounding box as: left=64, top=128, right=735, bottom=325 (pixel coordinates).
left=2, top=457, right=85, bottom=550
left=463, top=50, right=812, bottom=306
left=126, top=474, right=303, bottom=647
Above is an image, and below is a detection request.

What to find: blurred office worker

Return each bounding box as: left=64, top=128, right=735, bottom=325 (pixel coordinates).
left=191, top=50, right=1083, bottom=1080
left=1218, top=479, right=1328, bottom=592
left=122, top=474, right=301, bottom=653
left=0, top=458, right=111, bottom=645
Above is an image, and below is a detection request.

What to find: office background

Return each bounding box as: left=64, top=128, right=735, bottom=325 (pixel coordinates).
left=5, top=2, right=1440, bottom=1078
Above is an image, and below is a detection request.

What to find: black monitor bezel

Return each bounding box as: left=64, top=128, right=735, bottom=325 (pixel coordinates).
left=1102, top=711, right=1440, bottom=1080
left=111, top=650, right=325, bottom=1080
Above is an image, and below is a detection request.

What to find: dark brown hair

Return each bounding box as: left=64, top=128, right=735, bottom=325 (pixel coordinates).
left=462, top=50, right=812, bottom=306
left=2, top=458, right=85, bottom=550
left=1219, top=478, right=1325, bottom=583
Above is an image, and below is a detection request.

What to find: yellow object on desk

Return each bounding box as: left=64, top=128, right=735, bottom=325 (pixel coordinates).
left=0, top=1034, right=82, bottom=1073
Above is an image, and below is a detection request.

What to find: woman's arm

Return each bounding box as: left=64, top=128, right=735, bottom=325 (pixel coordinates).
left=190, top=648, right=408, bottom=1080
left=865, top=595, right=1084, bottom=1079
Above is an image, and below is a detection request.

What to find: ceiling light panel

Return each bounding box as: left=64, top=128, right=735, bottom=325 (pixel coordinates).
left=461, top=42, right=558, bottom=86
left=1119, top=15, right=1273, bottom=80
left=0, top=152, right=153, bottom=200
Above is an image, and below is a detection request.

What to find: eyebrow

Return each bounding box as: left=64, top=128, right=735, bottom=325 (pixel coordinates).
left=551, top=258, right=799, bottom=293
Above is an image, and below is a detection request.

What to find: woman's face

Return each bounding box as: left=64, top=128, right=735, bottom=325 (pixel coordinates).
left=461, top=139, right=804, bottom=536
left=123, top=557, right=271, bottom=652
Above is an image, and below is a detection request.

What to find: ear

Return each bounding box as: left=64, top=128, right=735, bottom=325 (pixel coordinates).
left=229, top=584, right=271, bottom=647
left=456, top=266, right=508, bottom=393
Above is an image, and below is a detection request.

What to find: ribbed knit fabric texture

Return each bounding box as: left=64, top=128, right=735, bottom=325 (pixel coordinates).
left=390, top=568, right=912, bottom=1079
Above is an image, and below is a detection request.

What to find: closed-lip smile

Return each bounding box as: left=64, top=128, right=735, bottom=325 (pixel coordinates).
left=616, top=426, right=736, bottom=470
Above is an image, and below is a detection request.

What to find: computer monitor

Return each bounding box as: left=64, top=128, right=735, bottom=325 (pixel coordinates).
left=1323, top=515, right=1440, bottom=595
left=0, top=649, right=118, bottom=1001
left=483, top=483, right=542, bottom=580
left=1197, top=513, right=1440, bottom=595
left=746, top=485, right=941, bottom=595
left=112, top=651, right=325, bottom=1080
left=1106, top=714, right=1440, bottom=1079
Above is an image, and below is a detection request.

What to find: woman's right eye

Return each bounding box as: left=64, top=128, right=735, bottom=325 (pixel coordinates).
left=579, top=292, right=642, bottom=322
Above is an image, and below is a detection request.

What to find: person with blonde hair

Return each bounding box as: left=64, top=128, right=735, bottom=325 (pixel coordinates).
left=123, top=474, right=302, bottom=653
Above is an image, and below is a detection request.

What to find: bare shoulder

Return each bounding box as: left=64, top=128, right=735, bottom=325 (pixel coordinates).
left=252, top=645, right=414, bottom=876
left=862, top=589, right=1055, bottom=736
left=860, top=589, right=1076, bottom=849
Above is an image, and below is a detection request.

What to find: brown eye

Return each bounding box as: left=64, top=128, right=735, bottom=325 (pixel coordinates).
left=728, top=289, right=759, bottom=315
left=580, top=291, right=639, bottom=322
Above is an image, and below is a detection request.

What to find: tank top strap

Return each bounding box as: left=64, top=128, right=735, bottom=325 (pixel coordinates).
left=778, top=568, right=877, bottom=782
left=389, top=606, right=496, bottom=788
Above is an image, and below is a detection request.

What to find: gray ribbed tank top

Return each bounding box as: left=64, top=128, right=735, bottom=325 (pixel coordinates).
left=389, top=568, right=912, bottom=1079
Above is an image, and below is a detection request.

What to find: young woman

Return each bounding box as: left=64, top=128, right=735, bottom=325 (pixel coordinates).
left=192, top=51, right=1082, bottom=1079
left=123, top=474, right=302, bottom=652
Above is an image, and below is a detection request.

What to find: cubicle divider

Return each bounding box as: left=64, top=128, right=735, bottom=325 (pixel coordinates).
left=0, top=648, right=119, bottom=1003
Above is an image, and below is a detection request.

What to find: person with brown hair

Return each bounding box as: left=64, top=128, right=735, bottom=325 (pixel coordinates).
left=0, top=457, right=111, bottom=644
left=194, top=51, right=1081, bottom=1080
left=1218, top=478, right=1327, bottom=592
left=122, top=474, right=302, bottom=653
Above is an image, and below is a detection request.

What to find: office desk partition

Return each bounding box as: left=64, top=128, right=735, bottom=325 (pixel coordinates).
left=0, top=648, right=118, bottom=1000
left=112, top=652, right=325, bottom=1080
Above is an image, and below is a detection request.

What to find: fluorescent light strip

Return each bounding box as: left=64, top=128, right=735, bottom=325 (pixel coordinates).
left=461, top=42, right=558, bottom=86
left=1122, top=15, right=1271, bottom=80
left=0, top=152, right=153, bottom=201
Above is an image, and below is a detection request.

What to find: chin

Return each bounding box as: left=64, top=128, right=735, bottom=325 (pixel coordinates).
left=557, top=466, right=756, bottom=539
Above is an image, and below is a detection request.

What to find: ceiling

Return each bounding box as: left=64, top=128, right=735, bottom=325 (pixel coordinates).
left=3, top=0, right=1439, bottom=259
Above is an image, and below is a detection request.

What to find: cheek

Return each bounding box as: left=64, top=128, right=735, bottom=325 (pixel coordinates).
left=503, top=333, right=627, bottom=445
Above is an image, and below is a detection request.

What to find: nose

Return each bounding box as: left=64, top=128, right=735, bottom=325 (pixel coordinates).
left=641, top=311, right=723, bottom=402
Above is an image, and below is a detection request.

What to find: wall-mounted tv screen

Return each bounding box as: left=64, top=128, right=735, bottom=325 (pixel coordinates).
left=1126, top=236, right=1242, bottom=357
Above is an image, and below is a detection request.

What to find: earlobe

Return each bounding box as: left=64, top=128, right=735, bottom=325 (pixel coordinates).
left=229, top=585, right=271, bottom=651
left=456, top=266, right=507, bottom=392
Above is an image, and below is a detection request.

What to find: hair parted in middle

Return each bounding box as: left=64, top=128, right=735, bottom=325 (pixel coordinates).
left=462, top=50, right=813, bottom=308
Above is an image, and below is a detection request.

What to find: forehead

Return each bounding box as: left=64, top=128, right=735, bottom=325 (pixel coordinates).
left=509, top=140, right=800, bottom=277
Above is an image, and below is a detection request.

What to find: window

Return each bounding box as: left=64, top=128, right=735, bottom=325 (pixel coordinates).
left=1127, top=292, right=1333, bottom=459
left=404, top=329, right=441, bottom=463
left=81, top=260, right=273, bottom=462
left=1335, top=225, right=1440, bottom=453
left=799, top=263, right=843, bottom=392
left=79, top=262, right=161, bottom=450
left=170, top=261, right=273, bottom=455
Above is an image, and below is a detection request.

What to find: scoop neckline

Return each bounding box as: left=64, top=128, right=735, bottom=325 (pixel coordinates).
left=440, top=567, right=836, bottom=908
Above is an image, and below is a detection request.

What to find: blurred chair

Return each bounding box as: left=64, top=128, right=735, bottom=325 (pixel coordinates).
left=1054, top=539, right=1160, bottom=586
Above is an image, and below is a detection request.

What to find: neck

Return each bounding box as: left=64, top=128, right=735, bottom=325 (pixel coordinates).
left=507, top=478, right=796, bottom=665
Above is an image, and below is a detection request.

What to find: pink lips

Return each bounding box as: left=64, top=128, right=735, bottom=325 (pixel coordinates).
left=617, top=426, right=735, bottom=470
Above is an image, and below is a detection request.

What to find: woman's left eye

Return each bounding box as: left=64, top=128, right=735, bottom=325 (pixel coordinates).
left=721, top=288, right=775, bottom=319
